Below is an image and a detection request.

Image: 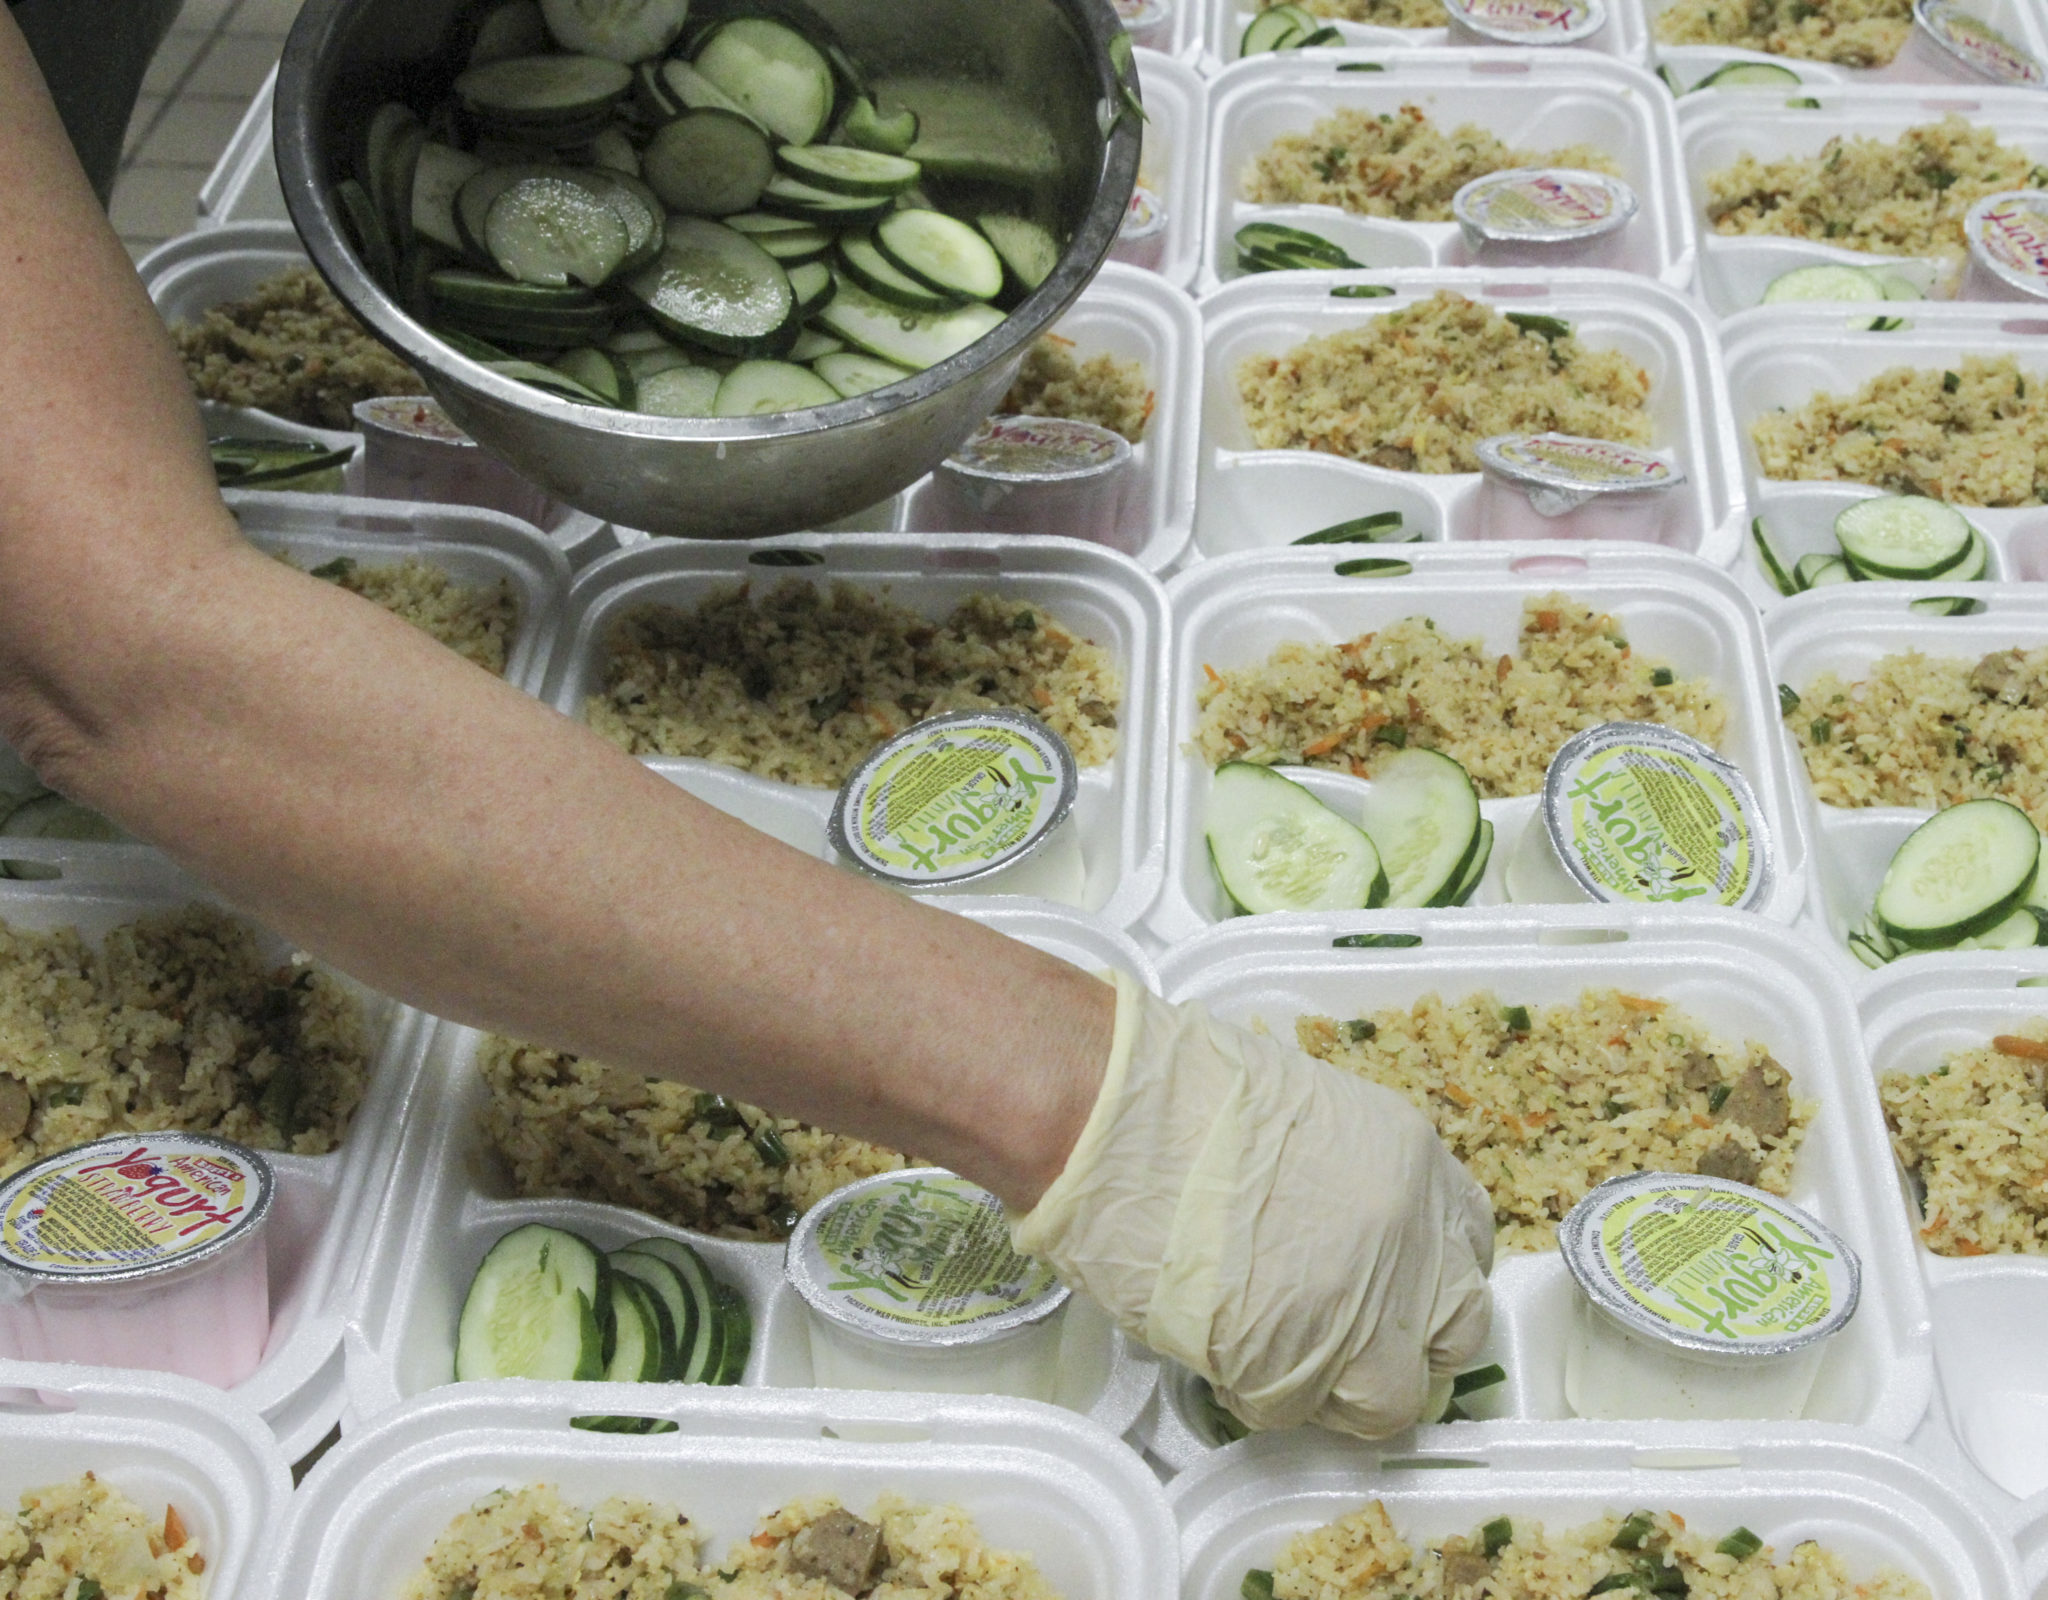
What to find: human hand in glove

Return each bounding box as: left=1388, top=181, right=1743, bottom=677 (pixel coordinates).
left=1011, top=972, right=1495, bottom=1438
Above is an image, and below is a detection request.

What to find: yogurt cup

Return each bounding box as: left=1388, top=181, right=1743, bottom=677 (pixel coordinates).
left=929, top=415, right=1137, bottom=551
left=827, top=709, right=1081, bottom=892
left=1962, top=191, right=2048, bottom=302
left=1113, top=185, right=1170, bottom=274
left=1910, top=0, right=2047, bottom=84
left=1558, top=1171, right=1861, bottom=1420
left=0, top=1132, right=274, bottom=1388
left=1112, top=0, right=1176, bottom=48
left=1504, top=721, right=1775, bottom=912
left=1474, top=432, right=1685, bottom=543
left=784, top=1168, right=1070, bottom=1400
left=1445, top=0, right=1607, bottom=45
left=353, top=396, right=557, bottom=528
left=1453, top=169, right=1639, bottom=263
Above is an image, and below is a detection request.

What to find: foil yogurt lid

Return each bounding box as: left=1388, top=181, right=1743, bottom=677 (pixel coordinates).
left=1475, top=433, right=1683, bottom=518
left=827, top=709, right=1079, bottom=888
left=785, top=1169, right=1069, bottom=1348
left=0, top=1132, right=273, bottom=1286
left=1559, top=1172, right=1860, bottom=1360
left=1543, top=722, right=1775, bottom=911
left=1913, top=0, right=2045, bottom=83
left=1965, top=191, right=2048, bottom=299
left=1121, top=185, right=1168, bottom=243
left=352, top=395, right=472, bottom=445
left=1455, top=169, right=1638, bottom=250
left=1447, top=0, right=1606, bottom=43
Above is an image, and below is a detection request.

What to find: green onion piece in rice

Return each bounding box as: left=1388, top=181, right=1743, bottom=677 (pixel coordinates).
left=1707, top=1083, right=1732, bottom=1113
left=1588, top=1575, right=1639, bottom=1594
left=1779, top=684, right=1799, bottom=715
left=665, top=1583, right=710, bottom=1600
left=748, top=1123, right=791, bottom=1168
left=1650, top=667, right=1674, bottom=687
left=1375, top=723, right=1408, bottom=747
left=1507, top=312, right=1571, bottom=342
left=310, top=557, right=358, bottom=581
left=1810, top=717, right=1832, bottom=745
left=1943, top=371, right=1961, bottom=393
left=1603, top=1099, right=1629, bottom=1119
left=1242, top=1572, right=1276, bottom=1600
left=1503, top=1004, right=1532, bottom=1034
left=1482, top=1518, right=1513, bottom=1557
left=1344, top=1018, right=1377, bottom=1042
left=693, top=1092, right=746, bottom=1136
left=1716, top=1529, right=1763, bottom=1561
left=1611, top=1512, right=1656, bottom=1550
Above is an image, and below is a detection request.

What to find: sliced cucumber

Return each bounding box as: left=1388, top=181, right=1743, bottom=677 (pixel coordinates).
left=643, top=109, right=776, bottom=217
left=775, top=143, right=921, bottom=198
left=541, top=0, right=693, bottom=63
left=874, top=208, right=1005, bottom=302
left=977, top=214, right=1060, bottom=295
left=454, top=1223, right=607, bottom=1381
left=813, top=350, right=914, bottom=398
left=1750, top=516, right=1798, bottom=597
left=1294, top=511, right=1406, bottom=546
left=692, top=17, right=837, bottom=146
left=758, top=173, right=894, bottom=227
left=1874, top=799, right=2041, bottom=949
left=625, top=218, right=798, bottom=357
left=455, top=53, right=634, bottom=125
left=657, top=57, right=768, bottom=131
left=1794, top=552, right=1856, bottom=589
left=1446, top=817, right=1494, bottom=908
left=714, top=359, right=841, bottom=415
left=485, top=357, right=618, bottom=403
left=788, top=327, right=844, bottom=362
left=1205, top=762, right=1388, bottom=915
left=621, top=1237, right=724, bottom=1383
left=601, top=1274, right=668, bottom=1382
left=786, top=259, right=834, bottom=315
left=1762, top=264, right=1886, bottom=304
left=471, top=0, right=552, bottom=67
left=485, top=172, right=630, bottom=287
left=1960, top=905, right=2045, bottom=951
left=336, top=176, right=397, bottom=289
left=607, top=1248, right=692, bottom=1377
left=1356, top=747, right=1483, bottom=909
left=1952, top=529, right=1992, bottom=582
left=553, top=345, right=632, bottom=405
left=618, top=342, right=695, bottom=382
left=1834, top=495, right=1974, bottom=580
left=713, top=1281, right=751, bottom=1384
left=1909, top=594, right=1987, bottom=617
left=813, top=274, right=1004, bottom=370
left=411, top=141, right=487, bottom=255
left=365, top=102, right=426, bottom=263
left=728, top=212, right=836, bottom=263
left=211, top=437, right=354, bottom=488
left=590, top=125, right=640, bottom=175
left=635, top=363, right=724, bottom=415
left=1242, top=3, right=1315, bottom=53
left=1690, top=59, right=1802, bottom=88
left=840, top=95, right=918, bottom=156
left=885, top=76, right=1061, bottom=188
left=837, top=231, right=957, bottom=310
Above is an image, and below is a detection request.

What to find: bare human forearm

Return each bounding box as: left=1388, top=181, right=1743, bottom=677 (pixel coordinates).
left=0, top=18, right=1110, bottom=1209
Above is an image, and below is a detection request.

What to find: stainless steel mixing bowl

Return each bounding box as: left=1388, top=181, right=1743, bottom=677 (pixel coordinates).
left=274, top=0, right=1141, bottom=537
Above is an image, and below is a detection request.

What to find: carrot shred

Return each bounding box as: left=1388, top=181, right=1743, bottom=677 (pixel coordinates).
left=1302, top=731, right=1347, bottom=757
left=1442, top=1084, right=1477, bottom=1109
left=164, top=1506, right=187, bottom=1553
left=1994, top=1034, right=2048, bottom=1061
left=1203, top=663, right=1222, bottom=685
left=751, top=1531, right=781, bottom=1547
left=1535, top=610, right=1561, bottom=632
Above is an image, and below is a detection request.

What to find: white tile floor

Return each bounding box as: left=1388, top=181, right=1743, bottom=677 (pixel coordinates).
left=111, top=0, right=304, bottom=261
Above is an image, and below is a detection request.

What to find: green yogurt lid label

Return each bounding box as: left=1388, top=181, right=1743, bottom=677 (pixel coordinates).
left=0, top=1133, right=272, bottom=1281
left=785, top=1169, right=1067, bottom=1345
left=1914, top=0, right=2045, bottom=83
left=1560, top=1173, right=1859, bottom=1356
left=1545, top=722, right=1772, bottom=910
left=828, top=710, right=1078, bottom=887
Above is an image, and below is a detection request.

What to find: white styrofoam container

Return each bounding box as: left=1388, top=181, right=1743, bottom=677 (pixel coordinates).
left=1169, top=1423, right=2024, bottom=1600
left=1858, top=960, right=2048, bottom=1511
left=0, top=1365, right=292, bottom=1600
left=1680, top=85, right=2048, bottom=318
left=1647, top=0, right=2048, bottom=91
left=900, top=264, right=1200, bottom=574
left=2017, top=1488, right=2048, bottom=1599
left=544, top=534, right=1169, bottom=930
left=342, top=899, right=1160, bottom=1437
left=1764, top=585, right=2048, bottom=981
left=1201, top=51, right=1694, bottom=293
left=1123, top=48, right=1208, bottom=289
left=1196, top=268, right=1745, bottom=564
left=281, top=1385, right=1177, bottom=1600
left=0, top=871, right=429, bottom=1461
left=1151, top=908, right=1936, bottom=1442
left=137, top=223, right=621, bottom=567
left=1724, top=302, right=2048, bottom=602
left=1148, top=546, right=1810, bottom=943
left=1198, top=0, right=1650, bottom=71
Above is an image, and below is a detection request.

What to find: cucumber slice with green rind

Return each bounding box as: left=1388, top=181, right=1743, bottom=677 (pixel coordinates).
left=1205, top=762, right=1389, bottom=915
left=774, top=143, right=922, bottom=198
left=411, top=141, right=487, bottom=254
left=976, top=214, right=1060, bottom=294
left=787, top=259, right=834, bottom=315
left=840, top=95, right=918, bottom=155
left=606, top=1248, right=692, bottom=1378
left=455, top=1223, right=607, bottom=1381
left=1446, top=817, right=1494, bottom=907
left=455, top=53, right=634, bottom=123
left=621, top=1237, right=725, bottom=1383
left=552, top=345, right=631, bottom=405
left=692, top=17, right=838, bottom=146
left=634, top=364, right=724, bottom=415
left=1909, top=594, right=1986, bottom=616
left=471, top=0, right=552, bottom=66
left=1356, top=747, right=1483, bottom=909
left=1794, top=552, right=1856, bottom=589
left=812, top=274, right=1004, bottom=370
left=540, top=0, right=693, bottom=64
left=1834, top=495, right=1974, bottom=579
left=1961, top=905, right=2044, bottom=951
left=1875, top=799, right=2041, bottom=948
left=714, top=359, right=841, bottom=415
left=1751, top=516, right=1798, bottom=597
left=757, top=174, right=895, bottom=226
left=1762, top=264, right=1886, bottom=304
left=485, top=172, right=631, bottom=286
left=713, top=1281, right=751, bottom=1384
left=1690, top=59, right=1803, bottom=88
left=873, top=208, right=1005, bottom=302
left=1242, top=4, right=1314, bottom=53
left=837, top=231, right=957, bottom=310
left=600, top=1274, right=668, bottom=1382
left=624, top=218, right=798, bottom=357
left=813, top=350, right=915, bottom=398
left=642, top=108, right=776, bottom=217
left=658, top=57, right=768, bottom=131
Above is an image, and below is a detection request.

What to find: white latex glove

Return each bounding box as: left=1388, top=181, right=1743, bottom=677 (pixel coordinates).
left=1011, top=972, right=1495, bottom=1438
